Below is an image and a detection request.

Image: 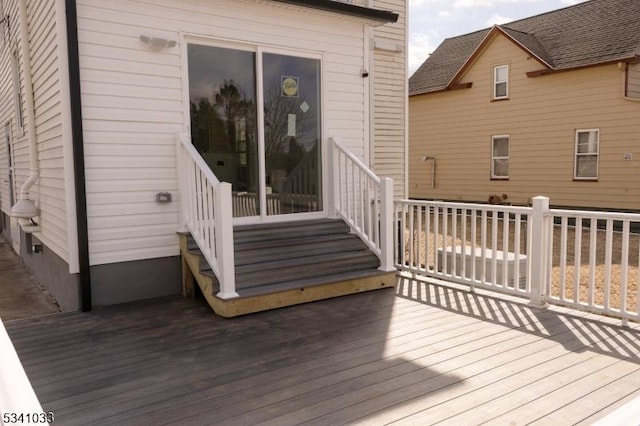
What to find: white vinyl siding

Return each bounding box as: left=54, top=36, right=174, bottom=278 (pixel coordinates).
left=77, top=0, right=371, bottom=266
left=491, top=135, right=509, bottom=179
left=28, top=0, right=69, bottom=262
left=627, top=63, right=640, bottom=99
left=494, top=65, right=508, bottom=99
left=0, top=0, right=69, bottom=263
left=0, top=0, right=21, bottom=218
left=574, top=129, right=599, bottom=180
left=371, top=0, right=406, bottom=197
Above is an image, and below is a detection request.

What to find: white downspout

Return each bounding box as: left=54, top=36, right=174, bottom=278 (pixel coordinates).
left=10, top=0, right=40, bottom=226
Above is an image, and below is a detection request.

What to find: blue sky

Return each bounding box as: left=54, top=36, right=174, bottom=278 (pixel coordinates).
left=409, top=0, right=588, bottom=75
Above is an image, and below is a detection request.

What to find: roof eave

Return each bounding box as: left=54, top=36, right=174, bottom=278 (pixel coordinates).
left=270, top=0, right=399, bottom=23
left=527, top=55, right=640, bottom=77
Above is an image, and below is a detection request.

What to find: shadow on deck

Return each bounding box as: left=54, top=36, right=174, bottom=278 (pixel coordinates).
left=397, top=275, right=640, bottom=364
left=6, top=276, right=640, bottom=424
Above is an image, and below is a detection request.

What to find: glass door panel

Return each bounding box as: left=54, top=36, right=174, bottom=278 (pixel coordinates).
left=188, top=44, right=260, bottom=218
left=262, top=53, right=322, bottom=215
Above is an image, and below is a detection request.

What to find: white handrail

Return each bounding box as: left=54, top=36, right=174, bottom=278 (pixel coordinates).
left=330, top=137, right=394, bottom=271
left=176, top=133, right=237, bottom=299
left=0, top=318, right=49, bottom=425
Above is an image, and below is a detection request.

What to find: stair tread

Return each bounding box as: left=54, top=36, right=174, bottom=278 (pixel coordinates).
left=235, top=233, right=359, bottom=251
left=233, top=220, right=349, bottom=244
left=234, top=250, right=377, bottom=274
left=235, top=268, right=392, bottom=298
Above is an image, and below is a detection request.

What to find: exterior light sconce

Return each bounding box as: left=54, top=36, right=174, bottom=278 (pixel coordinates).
left=139, top=35, right=177, bottom=51
left=361, top=67, right=369, bottom=78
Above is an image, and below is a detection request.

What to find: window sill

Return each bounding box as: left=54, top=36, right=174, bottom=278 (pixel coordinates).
left=490, top=177, right=509, bottom=181
left=573, top=178, right=598, bottom=182
left=491, top=97, right=510, bottom=102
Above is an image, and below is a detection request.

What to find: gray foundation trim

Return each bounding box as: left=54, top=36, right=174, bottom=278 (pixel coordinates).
left=90, top=256, right=181, bottom=306
left=19, top=232, right=80, bottom=312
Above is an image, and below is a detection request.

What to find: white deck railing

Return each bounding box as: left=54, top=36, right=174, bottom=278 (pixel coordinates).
left=396, top=196, right=640, bottom=324
left=0, top=318, right=49, bottom=425
left=329, top=137, right=394, bottom=271
left=396, top=199, right=534, bottom=298
left=176, top=133, right=237, bottom=299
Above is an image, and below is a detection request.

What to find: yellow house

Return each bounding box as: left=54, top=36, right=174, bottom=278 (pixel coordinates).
left=409, top=0, right=640, bottom=210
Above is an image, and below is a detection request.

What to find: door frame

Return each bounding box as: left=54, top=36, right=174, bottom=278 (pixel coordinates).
left=181, top=34, right=328, bottom=225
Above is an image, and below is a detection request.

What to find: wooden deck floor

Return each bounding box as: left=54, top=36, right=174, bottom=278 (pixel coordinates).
left=6, top=275, right=640, bottom=425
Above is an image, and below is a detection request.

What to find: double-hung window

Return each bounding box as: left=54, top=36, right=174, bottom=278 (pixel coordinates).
left=491, top=135, right=509, bottom=179
left=493, top=65, right=509, bottom=99
left=574, top=129, right=599, bottom=179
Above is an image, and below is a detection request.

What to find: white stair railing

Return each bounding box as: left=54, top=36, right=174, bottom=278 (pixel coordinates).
left=329, top=137, right=394, bottom=272
left=176, top=133, right=237, bottom=299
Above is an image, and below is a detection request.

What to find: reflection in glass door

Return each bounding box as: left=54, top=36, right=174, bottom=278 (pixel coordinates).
left=188, top=44, right=259, bottom=218
left=188, top=44, right=322, bottom=219
left=262, top=53, right=322, bottom=215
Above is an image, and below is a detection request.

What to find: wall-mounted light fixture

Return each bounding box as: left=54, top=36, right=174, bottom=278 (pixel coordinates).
left=361, top=66, right=369, bottom=78
left=139, top=35, right=177, bottom=51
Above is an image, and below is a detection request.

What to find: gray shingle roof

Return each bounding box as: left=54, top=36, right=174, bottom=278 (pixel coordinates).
left=410, top=0, right=640, bottom=96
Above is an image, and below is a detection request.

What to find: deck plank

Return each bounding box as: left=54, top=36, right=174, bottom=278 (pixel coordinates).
left=5, top=277, right=640, bottom=426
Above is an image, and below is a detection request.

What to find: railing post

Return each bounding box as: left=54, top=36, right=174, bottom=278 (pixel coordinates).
left=215, top=182, right=238, bottom=299
left=529, top=196, right=549, bottom=308
left=379, top=177, right=395, bottom=272
left=327, top=137, right=337, bottom=219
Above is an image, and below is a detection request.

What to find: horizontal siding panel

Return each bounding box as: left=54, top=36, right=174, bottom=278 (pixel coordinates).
left=89, top=212, right=178, bottom=230
left=86, top=167, right=177, bottom=181
left=87, top=202, right=178, bottom=218
left=85, top=155, right=176, bottom=169
left=90, top=234, right=178, bottom=254
left=90, top=246, right=179, bottom=266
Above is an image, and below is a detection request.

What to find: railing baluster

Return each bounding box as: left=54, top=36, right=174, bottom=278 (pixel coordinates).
left=604, top=219, right=613, bottom=311
left=588, top=218, right=597, bottom=307
left=442, top=207, right=449, bottom=275
left=560, top=216, right=568, bottom=301
left=471, top=209, right=477, bottom=289
left=452, top=208, right=457, bottom=277
left=502, top=211, right=509, bottom=288
left=409, top=203, right=415, bottom=269
left=514, top=213, right=521, bottom=291
left=574, top=218, right=582, bottom=305
left=434, top=206, right=440, bottom=274
left=425, top=205, right=431, bottom=272
left=481, top=209, right=487, bottom=283
left=491, top=211, right=498, bottom=286
left=461, top=209, right=467, bottom=280
left=621, top=221, right=630, bottom=325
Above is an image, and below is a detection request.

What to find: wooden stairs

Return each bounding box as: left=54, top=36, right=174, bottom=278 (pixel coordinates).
left=179, top=218, right=396, bottom=317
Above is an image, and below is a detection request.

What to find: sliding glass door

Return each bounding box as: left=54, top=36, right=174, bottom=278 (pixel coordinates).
left=188, top=43, right=322, bottom=219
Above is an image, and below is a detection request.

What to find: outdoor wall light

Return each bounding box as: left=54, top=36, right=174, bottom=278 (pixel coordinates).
left=139, top=35, right=177, bottom=51
left=361, top=67, right=369, bottom=78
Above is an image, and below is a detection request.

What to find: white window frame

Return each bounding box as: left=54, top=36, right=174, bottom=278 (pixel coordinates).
left=574, top=129, right=599, bottom=180
left=181, top=35, right=327, bottom=225
left=491, top=134, right=509, bottom=179
left=493, top=65, right=509, bottom=100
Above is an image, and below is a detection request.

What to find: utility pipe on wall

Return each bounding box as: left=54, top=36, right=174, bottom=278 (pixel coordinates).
left=10, top=0, right=39, bottom=222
